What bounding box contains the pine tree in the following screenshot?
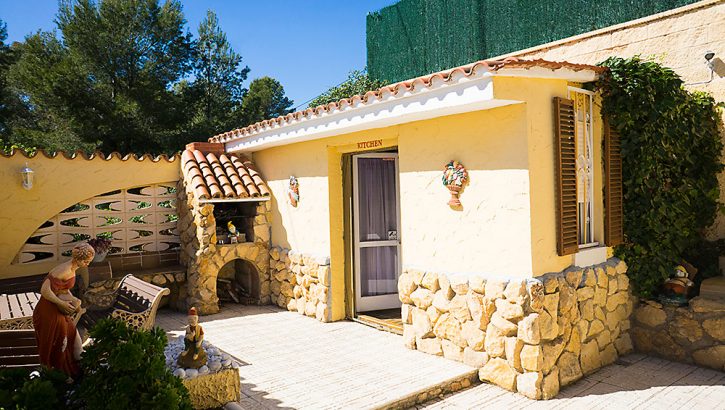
[239,76,294,126]
[184,10,249,138]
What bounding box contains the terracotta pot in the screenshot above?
[447,184,463,207]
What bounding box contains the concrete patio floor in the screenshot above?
[156,305,476,409]
[157,305,725,409]
[419,354,725,409]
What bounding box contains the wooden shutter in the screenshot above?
[554,97,578,256]
[604,120,624,246]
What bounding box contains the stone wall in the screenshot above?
[269,246,332,322]
[177,180,272,315]
[631,297,725,371]
[399,258,634,400]
[83,269,186,310]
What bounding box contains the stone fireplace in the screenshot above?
[177,143,272,314]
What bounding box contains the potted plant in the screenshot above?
[442,160,469,207]
[88,237,112,262]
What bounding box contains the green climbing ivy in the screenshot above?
[594,56,724,298]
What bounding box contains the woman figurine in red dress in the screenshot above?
[32,243,94,380]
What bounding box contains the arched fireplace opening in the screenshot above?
[217,258,260,305]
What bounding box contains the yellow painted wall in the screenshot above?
[0,152,180,279]
[497,0,725,239]
[493,77,606,276]
[396,105,533,277]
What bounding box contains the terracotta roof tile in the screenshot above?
[208,58,607,145]
[181,148,270,201]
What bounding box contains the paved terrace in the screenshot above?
[157,305,476,409]
[158,306,725,410]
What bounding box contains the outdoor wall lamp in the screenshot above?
[705,50,716,70]
[20,163,34,190]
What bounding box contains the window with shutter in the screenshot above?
[554,97,579,256]
[604,120,624,246]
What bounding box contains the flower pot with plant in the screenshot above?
[87,237,112,262]
[442,160,469,207]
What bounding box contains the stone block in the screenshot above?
[539,310,559,341]
[469,275,486,294]
[182,367,240,410]
[576,287,594,301]
[600,343,618,366]
[479,358,519,392]
[543,275,559,294]
[449,295,473,322]
[410,287,434,310]
[690,297,725,313]
[398,273,417,304]
[490,312,518,336]
[461,320,486,351]
[441,339,464,362]
[606,291,628,312]
[596,329,612,348]
[517,313,541,345]
[583,268,597,287]
[463,347,489,368]
[412,307,434,338]
[315,303,329,322]
[542,338,565,374]
[426,306,442,324]
[485,279,507,300]
[588,319,605,339]
[668,315,703,343]
[692,345,725,371]
[432,289,452,312]
[517,371,542,400]
[504,279,527,304]
[558,285,576,314]
[634,304,667,328]
[520,345,544,372]
[703,317,725,342]
[449,274,470,295]
[420,272,440,292]
[495,298,524,321]
[416,337,442,356]
[485,322,507,358]
[504,337,524,372]
[557,352,583,386]
[528,280,545,312]
[565,268,583,289]
[580,340,601,375]
[541,367,559,400]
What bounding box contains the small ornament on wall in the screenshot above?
[288,176,299,207]
[442,160,468,207]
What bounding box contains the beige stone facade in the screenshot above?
[400,258,634,400]
[631,297,725,371]
[177,179,272,315]
[268,246,332,322]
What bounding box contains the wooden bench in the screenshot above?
[80,274,170,332]
[0,330,39,369]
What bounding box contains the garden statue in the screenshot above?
[178,307,207,369]
[33,242,94,381]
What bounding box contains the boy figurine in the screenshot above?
[178,307,207,368]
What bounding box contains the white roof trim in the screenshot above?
[224,68,591,153]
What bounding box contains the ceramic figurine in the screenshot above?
[227,221,238,236]
[178,307,207,369]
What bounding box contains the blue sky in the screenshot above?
[0,0,398,108]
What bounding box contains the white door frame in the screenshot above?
[352,152,402,312]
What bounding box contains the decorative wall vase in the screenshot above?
[287,176,299,207]
[442,160,468,207]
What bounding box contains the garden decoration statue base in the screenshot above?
[178,307,207,369]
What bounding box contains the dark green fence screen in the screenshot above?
[367,0,698,83]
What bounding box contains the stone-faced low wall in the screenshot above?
[631,297,725,372]
[400,258,633,400]
[83,269,186,311]
[269,246,332,322]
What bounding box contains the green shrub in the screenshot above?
[0,367,71,410]
[595,56,724,297]
[75,319,192,410]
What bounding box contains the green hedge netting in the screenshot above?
[367,0,698,83]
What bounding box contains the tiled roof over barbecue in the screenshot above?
[181,147,270,200]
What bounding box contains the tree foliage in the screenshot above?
[595,56,724,298]
[240,76,293,126]
[308,69,386,108]
[1,2,293,155]
[183,9,249,138]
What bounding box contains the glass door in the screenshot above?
[353,153,401,312]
